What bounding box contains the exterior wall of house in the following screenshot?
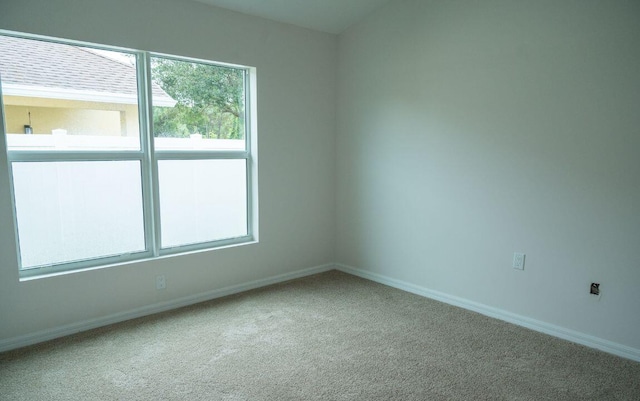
[3,95,139,136]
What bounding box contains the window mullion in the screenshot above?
[138,52,162,257]
[244,69,254,242]
[154,150,249,160]
[7,150,144,163]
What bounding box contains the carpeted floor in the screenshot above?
[1,270,639,400]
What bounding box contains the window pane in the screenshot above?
[12,161,146,268]
[158,159,247,248]
[0,35,146,151]
[150,56,246,151]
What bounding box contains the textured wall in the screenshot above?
[337,0,640,350]
[0,0,336,342]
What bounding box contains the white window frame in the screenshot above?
[0,30,258,278]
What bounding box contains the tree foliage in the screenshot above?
[151,59,245,139]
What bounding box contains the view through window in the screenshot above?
[0,33,256,275]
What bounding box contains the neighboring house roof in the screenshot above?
[0,35,175,107]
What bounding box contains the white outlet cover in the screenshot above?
[513,253,525,270]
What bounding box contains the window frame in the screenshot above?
[0,30,258,278]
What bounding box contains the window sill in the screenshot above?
[19,238,258,282]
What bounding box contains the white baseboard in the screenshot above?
[4,262,638,363]
[0,263,334,353]
[336,263,640,362]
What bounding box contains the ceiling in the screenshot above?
[191,0,392,34]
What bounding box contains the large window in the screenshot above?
[0,32,257,277]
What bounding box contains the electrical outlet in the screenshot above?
[156,275,166,290]
[513,252,525,270]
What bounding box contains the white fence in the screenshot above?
[7,133,248,268]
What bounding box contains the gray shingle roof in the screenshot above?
[0,35,174,104]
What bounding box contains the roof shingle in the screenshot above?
[0,35,173,104]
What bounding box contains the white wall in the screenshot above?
[2,0,638,358]
[0,0,336,343]
[337,0,640,351]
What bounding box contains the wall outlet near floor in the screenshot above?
[156,275,166,290]
[513,252,525,270]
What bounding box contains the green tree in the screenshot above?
[151,58,245,139]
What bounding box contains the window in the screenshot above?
[0,32,257,277]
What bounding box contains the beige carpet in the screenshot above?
[1,271,638,400]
